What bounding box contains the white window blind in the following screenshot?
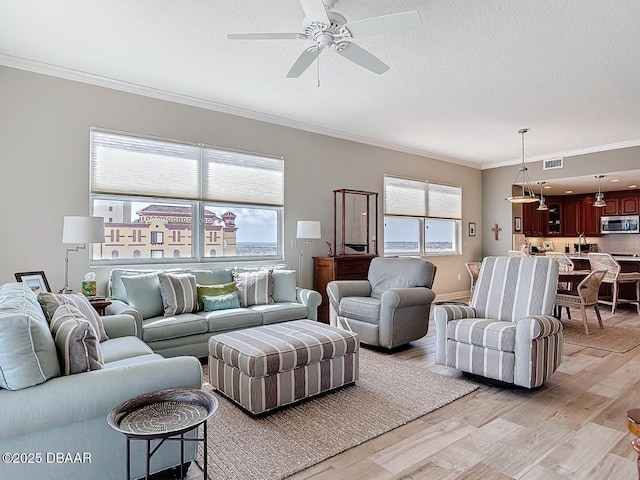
[384,175,461,219]
[90,130,284,206]
[384,176,427,216]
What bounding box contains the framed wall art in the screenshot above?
[14,271,51,294]
[514,216,522,233]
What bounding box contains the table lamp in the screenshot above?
[61,216,105,293]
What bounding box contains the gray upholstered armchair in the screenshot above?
[434,256,562,388]
[327,257,437,349]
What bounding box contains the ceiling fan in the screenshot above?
[227,0,422,78]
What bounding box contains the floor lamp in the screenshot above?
[61,216,105,293]
[296,221,321,287]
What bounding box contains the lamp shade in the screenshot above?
[62,216,106,244]
[296,221,321,239]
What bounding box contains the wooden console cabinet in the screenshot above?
[312,255,376,323]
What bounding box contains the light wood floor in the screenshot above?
[186,305,640,480]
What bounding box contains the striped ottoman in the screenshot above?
[208,320,359,415]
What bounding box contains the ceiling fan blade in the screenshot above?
[344,11,422,38]
[227,33,302,40]
[299,0,330,24]
[335,42,390,74]
[287,47,321,78]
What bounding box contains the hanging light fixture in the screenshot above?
[506,128,538,203]
[537,181,548,211]
[593,175,606,207]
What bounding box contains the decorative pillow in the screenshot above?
[120,273,165,319]
[0,283,60,390]
[202,292,241,312]
[233,271,274,307]
[196,282,237,311]
[158,273,198,315]
[50,304,104,375]
[271,270,298,303]
[38,292,109,341]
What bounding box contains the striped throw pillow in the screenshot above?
[158,273,198,315]
[50,304,104,375]
[38,292,109,341]
[233,271,274,307]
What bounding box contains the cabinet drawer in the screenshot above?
[335,261,370,278]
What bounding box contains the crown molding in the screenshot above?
[0,54,480,169]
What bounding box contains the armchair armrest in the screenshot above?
[105,299,143,339]
[514,314,563,388]
[380,287,436,309]
[326,280,371,327]
[515,315,562,340]
[296,287,322,321]
[100,313,137,338]
[433,303,477,365]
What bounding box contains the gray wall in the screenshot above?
[0,66,482,299]
[482,147,640,256]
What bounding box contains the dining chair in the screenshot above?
[507,250,527,257]
[465,261,482,295]
[545,251,575,273]
[554,269,606,335]
[588,253,640,314]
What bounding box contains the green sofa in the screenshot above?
[106,267,322,358]
[0,282,203,480]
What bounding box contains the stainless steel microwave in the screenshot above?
[600,215,640,234]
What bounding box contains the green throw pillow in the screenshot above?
[202,292,241,312]
[197,282,237,311]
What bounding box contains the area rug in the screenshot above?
[197,348,478,480]
[562,317,640,353]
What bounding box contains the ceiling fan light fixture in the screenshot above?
[506,128,538,204]
[594,175,606,207]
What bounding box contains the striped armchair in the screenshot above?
[434,256,562,388]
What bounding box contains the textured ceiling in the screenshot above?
[1,0,640,169]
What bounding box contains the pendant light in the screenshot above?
[593,175,606,207]
[506,128,538,203]
[537,181,548,211]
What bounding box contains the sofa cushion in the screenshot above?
[204,308,263,333]
[446,318,517,352]
[142,313,209,342]
[121,272,165,319]
[271,269,297,303]
[234,271,273,307]
[158,273,198,315]
[38,292,109,341]
[197,281,237,310]
[203,292,241,311]
[100,336,155,363]
[50,304,104,375]
[250,303,308,325]
[187,268,234,285]
[339,296,381,324]
[0,283,60,390]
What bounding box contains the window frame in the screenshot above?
[383,175,462,257]
[89,128,284,266]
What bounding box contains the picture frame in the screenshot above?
[468,222,476,237]
[514,216,522,233]
[14,271,51,294]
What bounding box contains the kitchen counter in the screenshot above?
[567,254,640,262]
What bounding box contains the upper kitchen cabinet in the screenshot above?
[563,196,581,236]
[580,195,602,235]
[602,191,639,215]
[546,202,562,235]
[522,201,547,237]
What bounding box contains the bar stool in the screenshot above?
[588,253,640,314]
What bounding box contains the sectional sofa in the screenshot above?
[105,267,322,358]
[0,282,203,480]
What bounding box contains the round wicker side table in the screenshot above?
[107,388,218,480]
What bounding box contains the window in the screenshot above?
[383,175,462,255]
[90,129,284,264]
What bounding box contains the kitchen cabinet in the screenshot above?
[522,201,546,237]
[546,202,562,235]
[602,191,639,215]
[563,197,581,236]
[580,195,602,235]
